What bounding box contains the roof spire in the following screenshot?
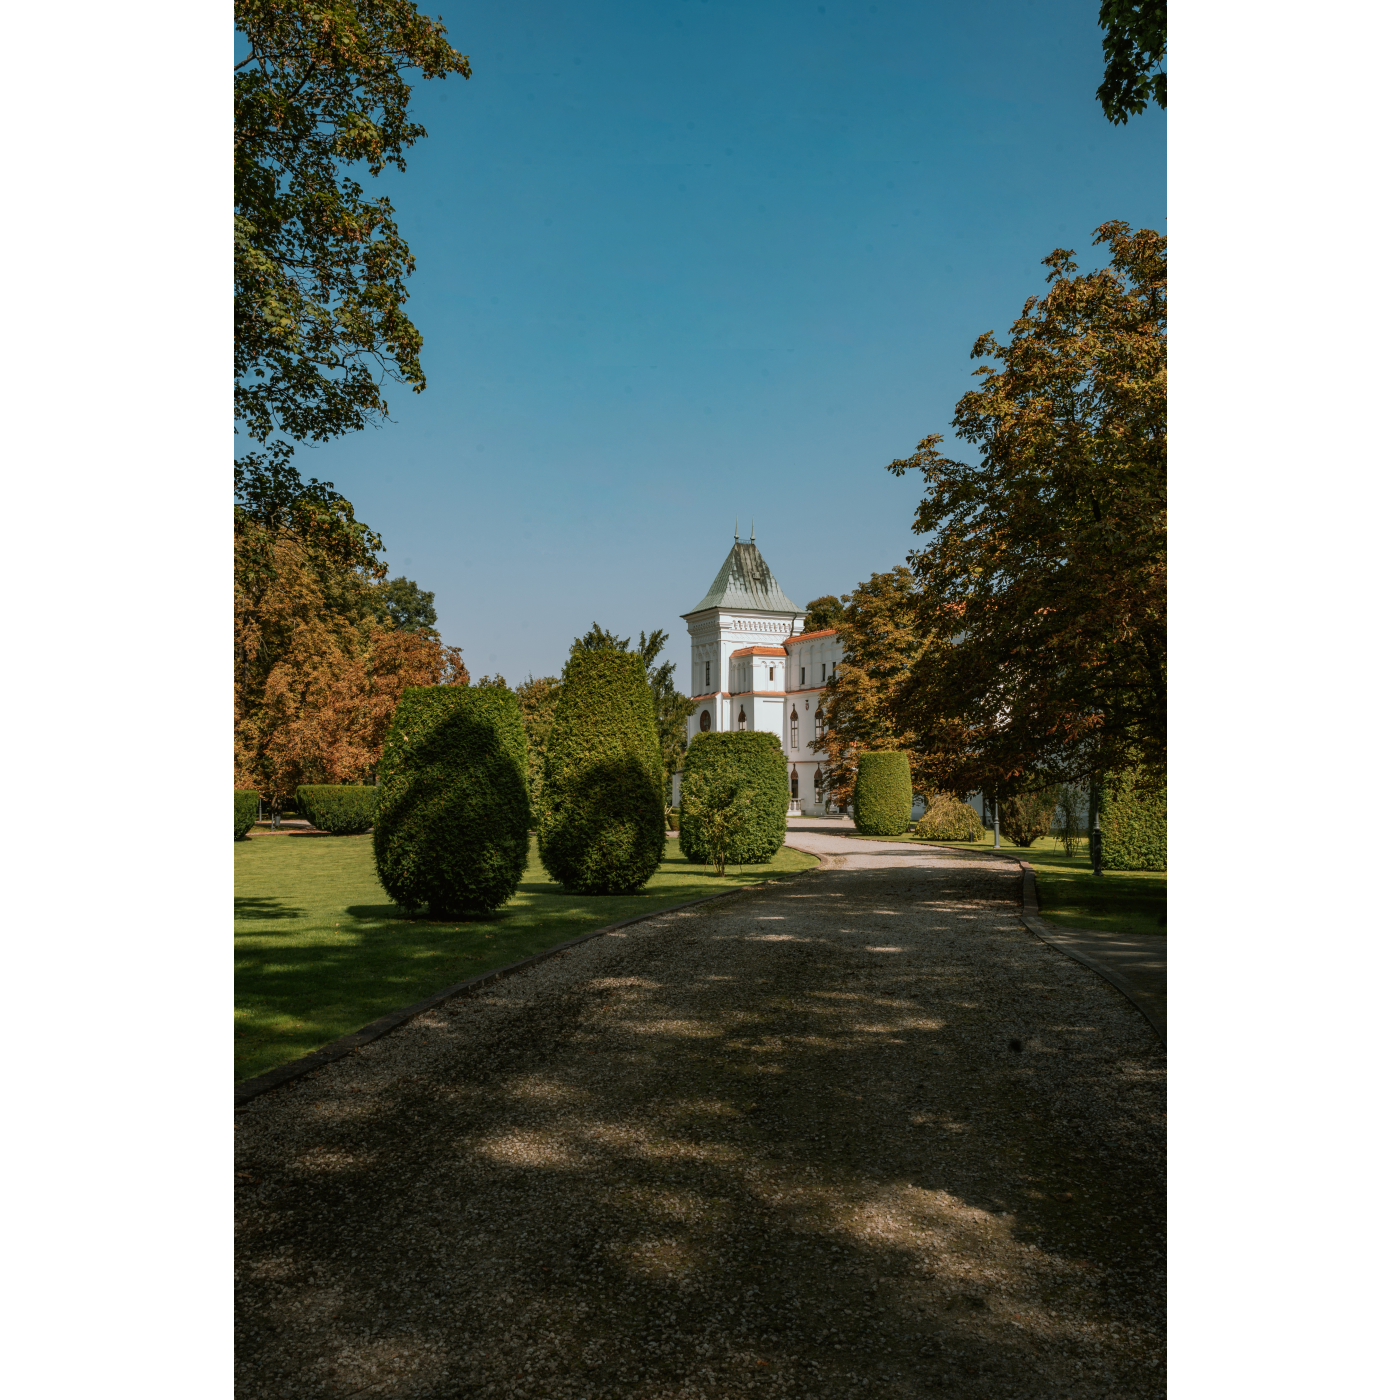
[734,516,739,542]
[750,518,755,543]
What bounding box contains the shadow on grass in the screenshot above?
[236,859,1165,1396]
[234,897,306,921]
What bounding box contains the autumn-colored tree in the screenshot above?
[810,567,958,810]
[887,221,1166,796]
[234,519,466,812]
[803,595,846,632]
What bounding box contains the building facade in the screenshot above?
[675,531,844,815]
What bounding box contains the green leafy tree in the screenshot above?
[235,0,471,459]
[887,222,1166,796]
[514,675,563,821]
[1098,1,1166,124]
[803,595,845,632]
[682,769,755,878]
[368,575,437,633]
[569,623,690,788]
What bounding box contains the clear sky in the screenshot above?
[275,0,1165,687]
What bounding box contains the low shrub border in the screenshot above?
[296,785,378,835]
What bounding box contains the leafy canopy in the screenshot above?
[235,0,471,454]
[887,222,1166,794]
[803,595,846,632]
[368,575,437,633]
[1097,0,1166,124]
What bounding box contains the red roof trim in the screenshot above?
[729,645,788,658]
[784,628,839,647]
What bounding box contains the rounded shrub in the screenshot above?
[679,731,788,866]
[537,650,666,895]
[235,788,259,840]
[296,785,378,835]
[913,793,984,842]
[853,751,913,836]
[373,686,531,915]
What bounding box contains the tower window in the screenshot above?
[738,706,747,731]
[790,708,798,749]
[699,709,711,732]
[821,663,826,682]
[800,666,805,685]
[705,660,711,689]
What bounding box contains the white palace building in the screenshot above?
[675,529,845,816]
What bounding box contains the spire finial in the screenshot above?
[750,518,755,543]
[734,516,739,542]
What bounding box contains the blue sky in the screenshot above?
[276,0,1164,686]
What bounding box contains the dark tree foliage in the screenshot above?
[853,751,913,837]
[679,732,788,866]
[373,686,530,915]
[1098,0,1166,124]
[888,222,1165,795]
[235,0,471,456]
[538,651,666,895]
[1000,788,1057,848]
[369,576,437,633]
[803,595,846,632]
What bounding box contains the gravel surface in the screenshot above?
[235,840,1165,1399]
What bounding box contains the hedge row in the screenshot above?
[853,751,912,836]
[538,650,666,894]
[1100,772,1167,871]
[373,686,532,915]
[296,785,378,835]
[235,789,258,840]
[679,731,788,866]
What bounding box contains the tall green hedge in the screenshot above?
[373,686,531,915]
[235,789,259,840]
[296,785,378,835]
[538,650,666,894]
[679,731,788,865]
[1100,772,1167,871]
[853,751,912,836]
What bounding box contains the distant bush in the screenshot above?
[538,650,667,894]
[853,751,912,836]
[1001,788,1057,847]
[296,785,378,835]
[1100,772,1166,870]
[679,732,788,866]
[374,686,531,915]
[1052,784,1087,858]
[235,789,259,840]
[913,793,984,842]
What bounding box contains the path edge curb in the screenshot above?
[234,867,820,1110]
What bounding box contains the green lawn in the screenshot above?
[235,832,819,1084]
[845,831,1166,937]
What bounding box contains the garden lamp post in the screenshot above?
[1089,778,1103,876]
[993,798,1000,849]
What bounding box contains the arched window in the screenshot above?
[768,666,775,682]
[814,766,824,799]
[815,708,825,741]
[791,768,799,800]
[738,706,747,731]
[699,709,711,733]
[790,707,799,749]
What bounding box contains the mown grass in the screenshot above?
[845,830,1166,937]
[235,832,819,1083]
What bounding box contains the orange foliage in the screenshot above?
[234,527,467,808]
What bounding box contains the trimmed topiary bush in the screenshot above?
[679,731,788,866]
[853,751,913,836]
[235,789,259,840]
[373,686,531,915]
[296,785,378,834]
[538,650,667,894]
[1001,788,1057,847]
[913,792,984,842]
[1100,772,1166,870]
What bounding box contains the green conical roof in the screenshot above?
[685,539,801,616]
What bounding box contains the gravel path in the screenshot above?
[235,842,1165,1399]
